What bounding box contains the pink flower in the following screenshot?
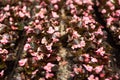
[46,43,53,52]
[0,38,8,44]
[106,1,113,7]
[19,58,28,66]
[79,40,86,47]
[96,47,105,56]
[72,31,80,38]
[83,64,93,72]
[74,67,82,74]
[49,0,60,4]
[66,0,73,5]
[36,8,47,18]
[91,57,98,62]
[44,63,55,72]
[118,35,120,39]
[45,72,54,79]
[72,40,86,49]
[24,43,31,51]
[36,53,44,60]
[88,75,94,80]
[19,11,25,18]
[47,27,55,34]
[22,6,27,13]
[4,5,10,11]
[0,70,4,77]
[52,11,59,18]
[119,0,120,5]
[95,28,103,35]
[54,5,59,10]
[52,37,59,42]
[32,69,38,75]
[74,0,82,5]
[107,17,114,25]
[41,37,47,45]
[94,65,103,74]
[101,9,106,14]
[88,75,99,80]
[115,10,120,17]
[56,56,61,61]
[100,73,105,78]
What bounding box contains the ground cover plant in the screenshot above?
[0,0,120,80]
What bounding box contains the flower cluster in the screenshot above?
[0,0,119,80]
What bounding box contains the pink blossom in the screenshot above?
[19,11,25,18]
[4,5,10,11]
[36,53,44,60]
[72,31,80,38]
[11,26,18,30]
[45,72,54,79]
[0,13,6,21]
[91,57,98,62]
[100,73,105,78]
[88,75,99,80]
[88,75,94,80]
[115,10,120,16]
[54,5,59,10]
[19,58,28,66]
[71,44,79,49]
[83,0,93,4]
[94,65,103,74]
[38,8,47,18]
[118,35,120,39]
[96,47,105,56]
[83,64,93,72]
[24,43,31,51]
[35,24,43,30]
[88,5,93,10]
[47,27,55,34]
[52,37,59,42]
[27,38,32,42]
[41,37,47,45]
[105,78,110,80]
[101,9,106,14]
[49,0,58,4]
[0,38,8,44]
[22,6,27,13]
[71,40,86,49]
[74,67,82,74]
[44,63,55,72]
[107,17,114,25]
[46,43,53,52]
[32,69,38,75]
[31,52,44,60]
[119,0,120,5]
[66,0,73,5]
[74,0,82,5]
[69,4,75,9]
[79,40,86,47]
[82,54,90,58]
[95,28,103,35]
[0,70,4,77]
[52,11,59,18]
[106,1,113,7]
[83,16,91,24]
[56,56,61,61]
[72,40,86,49]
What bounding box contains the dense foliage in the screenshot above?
[0,0,120,80]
